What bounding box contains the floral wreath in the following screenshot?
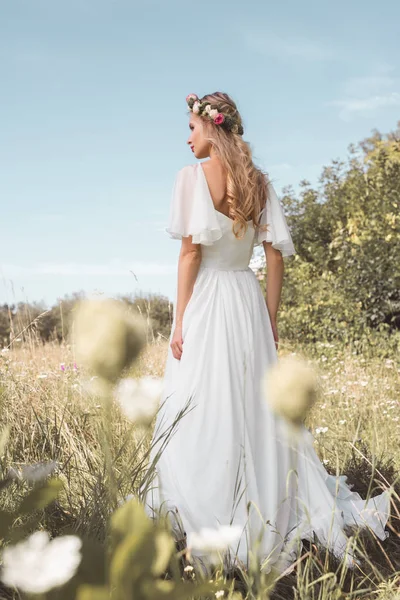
[186,94,244,136]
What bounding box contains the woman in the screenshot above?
[141,92,390,574]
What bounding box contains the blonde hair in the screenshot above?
[194,91,270,239]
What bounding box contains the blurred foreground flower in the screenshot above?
[262,355,319,427]
[0,531,82,594]
[72,298,147,383]
[114,376,162,426]
[187,524,242,557]
[7,460,58,482]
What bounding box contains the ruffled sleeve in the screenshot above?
[165,164,223,245]
[254,182,296,257]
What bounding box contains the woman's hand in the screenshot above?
[170,324,183,360]
[270,318,279,350]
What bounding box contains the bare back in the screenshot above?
[200,161,230,218]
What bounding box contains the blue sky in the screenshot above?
[1,0,399,308]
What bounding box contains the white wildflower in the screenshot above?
[338,419,347,425]
[0,531,82,594]
[216,591,225,598]
[315,426,329,435]
[20,461,58,482]
[184,565,194,572]
[193,101,200,114]
[114,376,162,426]
[209,108,218,119]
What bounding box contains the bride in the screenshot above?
[141,91,391,574]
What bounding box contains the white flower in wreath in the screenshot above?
[204,104,212,114]
[192,101,200,114]
[209,108,218,119]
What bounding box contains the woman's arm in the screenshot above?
[170,236,202,360]
[263,242,284,349]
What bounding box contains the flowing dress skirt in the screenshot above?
[142,264,391,573]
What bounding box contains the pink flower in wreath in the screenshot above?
[214,113,225,125]
[186,93,198,103]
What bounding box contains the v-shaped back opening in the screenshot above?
[198,163,252,224]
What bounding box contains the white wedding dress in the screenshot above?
[141,162,391,574]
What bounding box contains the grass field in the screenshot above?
[0,333,399,599]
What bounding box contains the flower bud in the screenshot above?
[72,298,147,383]
[262,355,319,426]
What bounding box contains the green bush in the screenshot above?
[277,122,400,349]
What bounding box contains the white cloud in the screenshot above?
[343,74,396,97]
[0,261,177,278]
[328,92,400,121]
[329,64,400,121]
